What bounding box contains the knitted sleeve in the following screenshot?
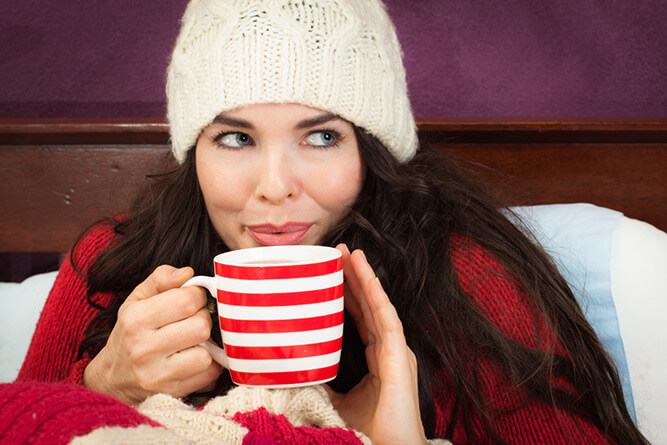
[435,234,612,444]
[15,222,117,385]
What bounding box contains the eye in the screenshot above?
[213,132,253,148]
[305,130,340,147]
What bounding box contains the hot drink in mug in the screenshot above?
[184,245,343,388]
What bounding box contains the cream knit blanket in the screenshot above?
[71,384,450,444]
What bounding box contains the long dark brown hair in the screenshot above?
[76,128,646,443]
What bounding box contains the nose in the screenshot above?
[254,145,298,204]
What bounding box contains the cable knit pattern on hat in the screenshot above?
[167,0,417,163]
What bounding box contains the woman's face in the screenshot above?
[195,103,365,250]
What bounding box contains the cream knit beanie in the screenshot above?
[166,0,417,164]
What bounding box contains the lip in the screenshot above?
[247,222,313,246]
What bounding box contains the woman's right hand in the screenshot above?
[82,265,223,405]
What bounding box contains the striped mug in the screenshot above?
[185,245,344,388]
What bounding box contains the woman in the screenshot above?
[16,0,646,443]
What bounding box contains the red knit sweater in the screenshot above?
[15,223,612,444]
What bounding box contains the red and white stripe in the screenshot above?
[217,264,343,387]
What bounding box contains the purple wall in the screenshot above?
[1,0,665,118]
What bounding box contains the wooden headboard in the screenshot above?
[1,118,665,253]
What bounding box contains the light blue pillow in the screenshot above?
[510,203,635,420]
[0,271,57,383]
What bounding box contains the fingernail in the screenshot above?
[171,267,187,277]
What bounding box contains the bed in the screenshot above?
[1,117,665,443]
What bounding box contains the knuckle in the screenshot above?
[146,264,178,292]
[136,370,161,392]
[207,359,222,376]
[180,287,206,314]
[154,264,173,276]
[197,307,213,326]
[176,296,196,316]
[173,378,197,399]
[116,310,140,333]
[128,344,151,366]
[195,345,214,368]
[149,265,170,286]
[192,313,212,341]
[172,383,188,398]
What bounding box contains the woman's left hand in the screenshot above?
[325,244,428,445]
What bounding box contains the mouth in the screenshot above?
[247,222,313,246]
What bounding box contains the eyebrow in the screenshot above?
[212,115,254,128]
[294,113,339,129]
[211,112,341,130]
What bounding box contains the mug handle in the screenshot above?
[183,275,229,368]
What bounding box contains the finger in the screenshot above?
[149,346,222,397]
[366,276,404,343]
[336,244,369,343]
[321,383,337,400]
[336,244,363,308]
[350,249,382,341]
[171,361,222,398]
[135,284,208,330]
[364,277,414,383]
[321,383,344,408]
[151,307,213,354]
[129,265,195,302]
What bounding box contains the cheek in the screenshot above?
[196,153,248,213]
[311,156,365,210]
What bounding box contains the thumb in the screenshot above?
[322,383,343,407]
[130,264,195,301]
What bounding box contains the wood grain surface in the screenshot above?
[1,118,665,252]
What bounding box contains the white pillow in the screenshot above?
[611,217,667,444]
[513,203,667,443]
[0,271,57,382]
